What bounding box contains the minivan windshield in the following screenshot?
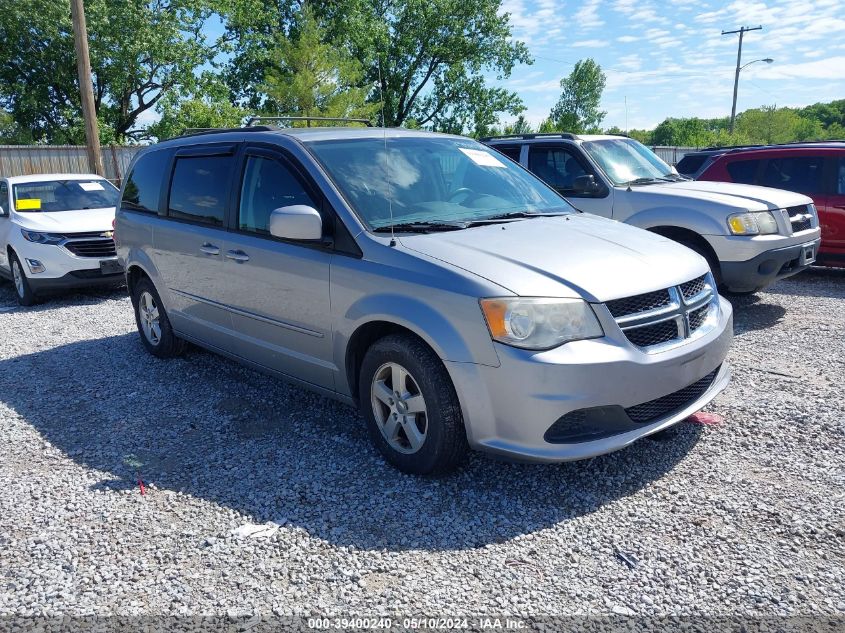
[581,138,680,186]
[305,136,574,229]
[12,179,119,212]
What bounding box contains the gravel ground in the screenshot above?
[0,269,843,625]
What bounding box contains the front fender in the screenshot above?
[625,206,727,236]
[339,293,500,368]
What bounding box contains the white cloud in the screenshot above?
[571,39,605,48]
[617,35,639,42]
[575,0,605,29]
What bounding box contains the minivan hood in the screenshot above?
[633,180,812,211]
[399,214,708,302]
[14,207,115,233]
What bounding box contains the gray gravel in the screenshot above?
[0,270,843,622]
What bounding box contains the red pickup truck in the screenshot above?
[677,143,845,268]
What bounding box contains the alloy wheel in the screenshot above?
[370,361,428,454]
[138,290,162,345]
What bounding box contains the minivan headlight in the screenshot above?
[480,298,603,350]
[727,212,779,235]
[20,229,63,245]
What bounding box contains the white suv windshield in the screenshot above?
[581,138,676,186]
[13,179,119,212]
[306,136,574,229]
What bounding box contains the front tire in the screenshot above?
[9,252,37,306]
[359,333,468,475]
[131,277,185,358]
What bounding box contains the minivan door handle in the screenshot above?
[225,249,250,263]
[200,243,220,256]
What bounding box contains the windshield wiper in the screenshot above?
[624,177,664,186]
[372,220,468,233]
[464,211,570,226]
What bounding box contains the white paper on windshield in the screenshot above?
[459,148,505,168]
[79,182,105,191]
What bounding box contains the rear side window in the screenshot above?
[726,159,760,185]
[492,145,521,162]
[238,156,318,234]
[121,149,170,214]
[760,156,824,193]
[168,155,233,226]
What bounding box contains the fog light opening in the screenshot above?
[25,259,45,274]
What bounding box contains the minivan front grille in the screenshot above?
[785,205,813,233]
[607,274,716,351]
[606,289,671,319]
[64,238,117,258]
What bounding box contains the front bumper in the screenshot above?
[27,270,125,293]
[445,296,733,463]
[718,237,822,292]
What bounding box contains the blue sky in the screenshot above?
[495,0,845,130]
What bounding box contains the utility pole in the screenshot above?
[70,0,104,176]
[722,25,762,134]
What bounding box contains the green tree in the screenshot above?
[0,0,217,143]
[504,114,533,135]
[735,106,823,145]
[0,109,32,144]
[219,0,530,134]
[537,118,557,133]
[262,6,378,124]
[549,58,606,133]
[148,79,247,140]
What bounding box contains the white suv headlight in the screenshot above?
[20,229,63,245]
[727,211,779,235]
[480,298,603,350]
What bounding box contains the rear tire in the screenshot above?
[131,276,185,358]
[359,333,468,475]
[9,252,37,306]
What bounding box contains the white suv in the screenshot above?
[0,173,122,305]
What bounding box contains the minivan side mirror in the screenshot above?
[268,205,323,241]
[572,174,600,194]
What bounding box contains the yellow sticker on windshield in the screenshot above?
[15,198,41,210]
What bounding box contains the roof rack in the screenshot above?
[480,132,579,142]
[245,116,373,127]
[698,139,845,152]
[176,125,276,139]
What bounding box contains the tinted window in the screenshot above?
[528,147,588,192]
[239,156,318,234]
[12,179,118,212]
[0,182,7,215]
[836,158,845,195]
[676,154,708,176]
[168,155,232,226]
[760,156,824,194]
[726,159,760,184]
[121,149,170,214]
[492,145,521,162]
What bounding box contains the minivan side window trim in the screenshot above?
[162,145,239,229]
[232,143,363,258]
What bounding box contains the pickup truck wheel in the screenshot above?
[359,333,468,475]
[9,252,37,306]
[131,277,185,358]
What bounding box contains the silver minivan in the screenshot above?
[116,125,733,474]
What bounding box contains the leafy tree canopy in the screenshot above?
[0,0,218,143]
[261,5,379,124]
[549,58,606,134]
